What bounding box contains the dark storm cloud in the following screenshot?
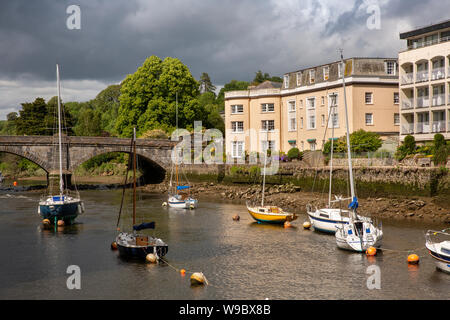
[0,0,449,119]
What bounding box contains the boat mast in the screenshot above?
[175,92,179,191]
[328,96,335,207]
[340,50,357,218]
[56,64,64,196]
[261,131,268,207]
[132,127,136,225]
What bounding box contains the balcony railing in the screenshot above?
[432,93,445,106]
[402,123,414,134]
[416,122,430,134]
[416,96,430,108]
[431,67,445,80]
[401,73,414,85]
[401,98,414,110]
[416,70,429,82]
[432,121,446,133]
[406,35,450,50]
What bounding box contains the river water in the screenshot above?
[0,186,449,300]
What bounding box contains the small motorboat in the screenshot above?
[425,229,450,273]
[168,191,198,209]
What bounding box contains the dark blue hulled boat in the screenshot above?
[114,128,168,260]
[39,195,83,224]
[38,65,84,225]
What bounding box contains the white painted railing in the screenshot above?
[402,98,414,110]
[401,73,414,85]
[431,67,445,80]
[416,96,430,108]
[432,121,446,133]
[402,123,414,134]
[416,70,429,82]
[431,93,445,106]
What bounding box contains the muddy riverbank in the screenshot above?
[143,181,450,224]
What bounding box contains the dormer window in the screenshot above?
[284,75,289,88]
[296,72,302,86]
[309,70,315,84]
[385,61,396,75]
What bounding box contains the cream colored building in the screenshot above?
[399,20,450,142]
[225,57,399,158]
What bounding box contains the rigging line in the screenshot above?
[116,138,134,228]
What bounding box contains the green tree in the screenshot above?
[91,84,121,134]
[116,55,200,137]
[395,134,416,161]
[252,70,282,85]
[432,133,448,166]
[74,107,102,136]
[216,80,250,112]
[16,98,49,135]
[323,130,382,154]
[46,96,75,135]
[199,72,216,94]
[0,112,18,135]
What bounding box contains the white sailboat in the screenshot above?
[167,92,198,209]
[307,95,372,233]
[38,64,84,225]
[333,51,382,252]
[425,229,450,273]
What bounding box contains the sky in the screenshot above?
[0,0,448,119]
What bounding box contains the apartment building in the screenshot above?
[225,58,399,158]
[399,19,450,143]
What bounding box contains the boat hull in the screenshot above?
[247,206,297,224]
[117,243,168,260]
[307,210,350,234]
[168,196,198,209]
[426,242,450,273]
[38,198,82,223]
[335,221,383,252]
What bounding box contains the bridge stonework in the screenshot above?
[0,135,176,175]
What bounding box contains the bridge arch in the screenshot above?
[0,146,50,173]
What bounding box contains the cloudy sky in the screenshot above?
[0,0,448,119]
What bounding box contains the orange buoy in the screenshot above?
[407,254,419,264]
[13,181,17,186]
[232,214,240,221]
[146,254,157,263]
[180,269,186,276]
[303,221,311,229]
[284,221,291,228]
[57,220,65,226]
[111,241,118,250]
[366,246,377,256]
[42,219,50,225]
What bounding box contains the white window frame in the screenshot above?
[261,140,275,153]
[365,92,373,104]
[393,92,399,104]
[231,141,245,158]
[231,121,244,133]
[306,97,316,130]
[323,66,329,80]
[309,70,315,84]
[231,104,244,114]
[287,100,296,131]
[385,61,396,75]
[365,113,373,125]
[261,103,275,113]
[284,75,289,89]
[328,93,339,129]
[296,72,302,86]
[394,113,400,126]
[261,120,275,132]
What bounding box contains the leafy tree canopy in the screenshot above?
[252,70,282,85]
[199,72,216,94]
[323,129,382,153]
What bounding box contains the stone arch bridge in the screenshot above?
[0,135,176,186]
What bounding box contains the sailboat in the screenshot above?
[115,128,168,260]
[38,64,84,225]
[425,229,450,273]
[307,96,372,233]
[167,93,198,209]
[246,135,297,224]
[334,51,382,252]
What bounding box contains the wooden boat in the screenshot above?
[38,64,83,225]
[425,229,450,273]
[115,128,168,260]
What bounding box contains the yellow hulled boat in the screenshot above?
[247,204,298,224]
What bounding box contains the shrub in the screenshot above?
[395,135,416,161]
[287,147,300,160]
[433,133,448,166]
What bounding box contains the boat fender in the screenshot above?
[146,253,157,263]
[111,241,118,250]
[77,204,82,214]
[303,221,311,229]
[57,220,65,226]
[190,272,208,286]
[38,206,41,215]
